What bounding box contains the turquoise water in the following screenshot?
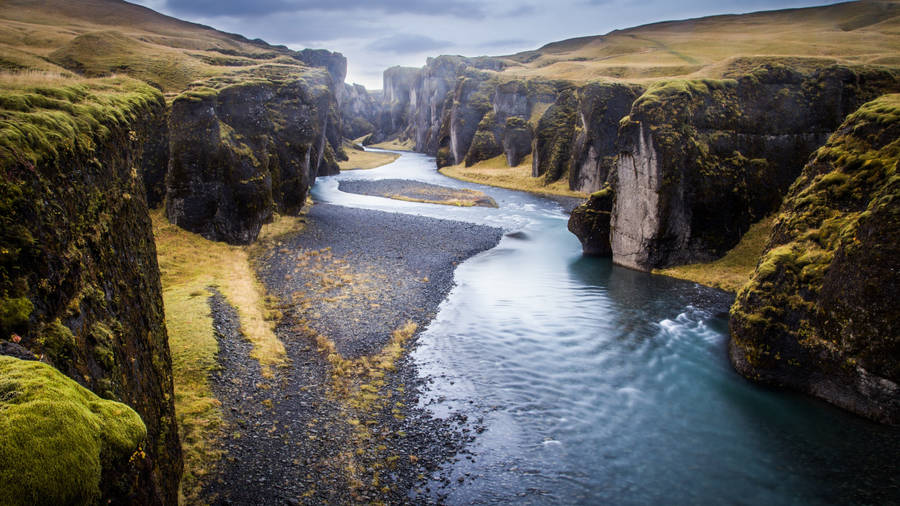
[312,150,900,505]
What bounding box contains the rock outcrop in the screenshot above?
[166,66,340,244]
[341,83,381,140]
[729,94,900,424]
[0,77,181,503]
[370,57,640,193]
[571,64,897,271]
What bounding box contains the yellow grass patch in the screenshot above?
[369,138,415,151]
[440,154,588,199]
[653,215,775,293]
[339,146,400,171]
[152,210,302,500]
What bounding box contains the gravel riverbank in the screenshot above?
[339,179,498,208]
[201,203,502,504]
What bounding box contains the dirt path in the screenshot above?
[200,204,501,504]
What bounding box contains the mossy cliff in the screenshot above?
[366,57,638,193]
[0,75,181,503]
[0,355,147,505]
[570,64,897,271]
[166,66,339,244]
[729,94,900,424]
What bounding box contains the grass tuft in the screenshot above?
[440,154,588,199]
[152,209,302,500]
[654,215,775,292]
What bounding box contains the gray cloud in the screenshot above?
[206,11,381,43]
[366,34,453,54]
[503,4,536,17]
[165,0,486,18]
[478,38,534,49]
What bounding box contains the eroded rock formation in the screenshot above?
[166,67,341,244]
[729,94,900,424]
[572,64,897,270]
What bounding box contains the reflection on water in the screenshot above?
[313,149,900,505]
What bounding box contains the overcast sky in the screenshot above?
[130,0,844,90]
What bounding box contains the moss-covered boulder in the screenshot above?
[0,75,181,503]
[0,356,147,505]
[729,94,900,424]
[464,111,504,166]
[166,67,337,244]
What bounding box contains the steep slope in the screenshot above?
[0,0,346,94]
[729,94,900,424]
[372,2,899,274]
[0,0,348,215]
[0,73,180,503]
[166,66,339,243]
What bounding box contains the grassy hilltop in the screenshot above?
[0,0,319,95]
[496,0,900,83]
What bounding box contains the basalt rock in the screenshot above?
[341,82,381,140]
[729,94,900,424]
[605,64,897,271]
[166,67,338,244]
[0,77,181,504]
[568,185,615,256]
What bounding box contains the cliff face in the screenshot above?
[0,77,181,503]
[341,82,381,140]
[372,57,639,193]
[729,94,900,424]
[166,67,339,244]
[570,64,898,271]
[380,65,422,140]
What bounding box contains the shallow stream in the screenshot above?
[312,149,899,504]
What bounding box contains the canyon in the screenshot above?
[0,0,898,503]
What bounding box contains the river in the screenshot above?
[311,149,899,505]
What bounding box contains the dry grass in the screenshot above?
[653,215,775,292]
[497,1,900,83]
[0,0,313,93]
[440,154,588,199]
[339,147,400,171]
[152,210,302,501]
[369,138,415,151]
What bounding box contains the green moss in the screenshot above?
[0,296,32,331]
[0,75,163,171]
[730,94,900,404]
[0,355,147,505]
[36,319,76,362]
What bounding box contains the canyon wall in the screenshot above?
[166,66,342,244]
[571,64,897,270]
[0,77,181,504]
[729,94,900,424]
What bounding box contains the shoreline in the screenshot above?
[201,203,502,504]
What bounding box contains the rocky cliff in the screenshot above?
[570,64,897,271]
[166,66,341,244]
[729,94,900,424]
[367,56,644,195]
[341,82,381,140]
[0,76,181,503]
